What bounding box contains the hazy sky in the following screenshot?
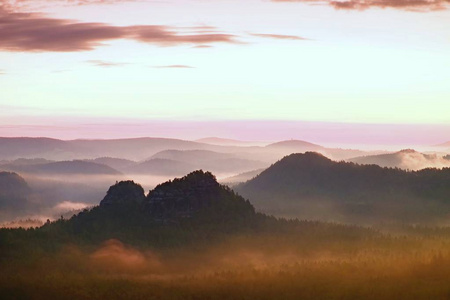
[0,0,449,143]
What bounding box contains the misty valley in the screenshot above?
[1,137,450,299]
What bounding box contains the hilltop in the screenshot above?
[0,172,30,211]
[32,170,258,247]
[236,152,450,223]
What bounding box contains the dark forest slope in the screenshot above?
[236,152,450,223]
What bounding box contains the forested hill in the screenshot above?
[0,172,30,211]
[236,152,450,223]
[0,170,383,267]
[1,171,260,250]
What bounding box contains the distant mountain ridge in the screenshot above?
[0,137,226,160]
[125,158,196,176]
[265,139,370,160]
[0,137,376,163]
[266,140,324,150]
[435,141,450,147]
[127,150,267,176]
[0,160,121,176]
[195,137,266,146]
[348,149,450,170]
[86,157,136,172]
[0,137,80,160]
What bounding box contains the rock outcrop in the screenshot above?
[98,171,255,222]
[146,170,256,222]
[100,180,145,207]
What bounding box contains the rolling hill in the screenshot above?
[221,168,265,185]
[195,137,266,146]
[266,140,324,151]
[86,157,136,172]
[0,160,121,176]
[0,137,233,161]
[151,149,231,162]
[0,172,30,213]
[348,149,450,170]
[236,152,450,224]
[0,137,80,160]
[25,171,258,247]
[68,138,223,160]
[148,150,267,175]
[265,140,368,160]
[124,158,196,176]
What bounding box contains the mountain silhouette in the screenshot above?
[125,158,196,176]
[100,180,146,207]
[265,140,368,160]
[41,171,257,246]
[236,152,450,223]
[0,137,241,161]
[266,140,324,151]
[149,150,267,175]
[146,170,255,220]
[0,172,30,211]
[1,160,121,175]
[87,157,136,172]
[0,137,80,160]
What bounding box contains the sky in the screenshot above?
[0,0,449,144]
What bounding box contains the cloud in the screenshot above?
[272,0,449,11]
[249,33,310,40]
[154,65,195,69]
[0,7,239,52]
[192,45,213,49]
[128,25,237,46]
[0,9,125,51]
[52,201,89,213]
[0,69,5,75]
[0,0,136,11]
[86,60,129,67]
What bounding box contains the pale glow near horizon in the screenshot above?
[0,0,449,143]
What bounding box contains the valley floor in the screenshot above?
[3,227,450,300]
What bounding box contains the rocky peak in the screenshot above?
[146,170,253,219]
[100,180,145,207]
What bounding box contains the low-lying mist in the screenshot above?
[0,173,176,225]
[3,227,450,299]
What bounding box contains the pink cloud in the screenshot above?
[0,0,136,11]
[0,7,239,52]
[249,33,310,40]
[86,60,129,67]
[154,65,195,69]
[272,0,449,11]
